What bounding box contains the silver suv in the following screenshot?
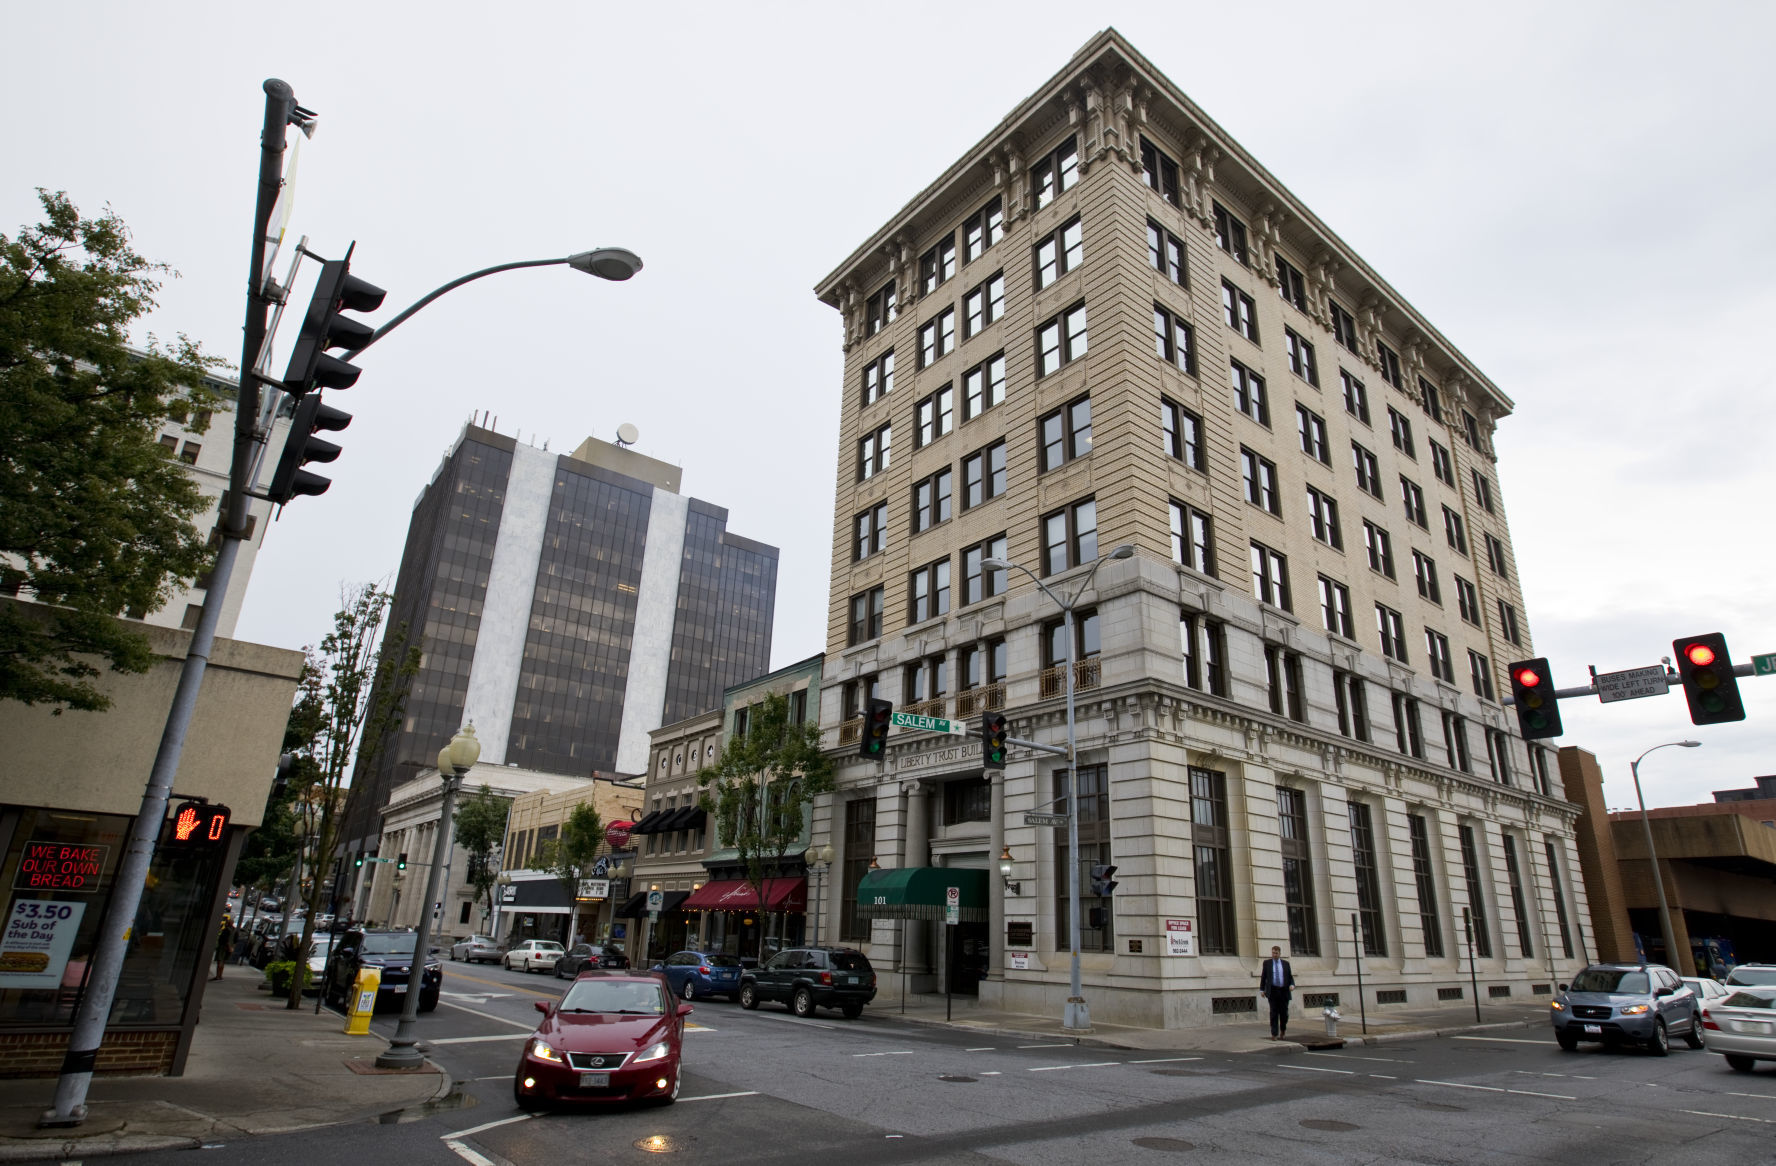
[1551,963,1702,1055]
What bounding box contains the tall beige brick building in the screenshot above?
[809,29,1591,1028]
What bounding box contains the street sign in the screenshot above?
[646,889,664,919]
[1024,811,1069,827]
[1595,664,1669,704]
[1754,653,1776,676]
[945,885,959,925]
[890,711,968,736]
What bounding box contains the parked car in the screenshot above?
[1700,985,1776,1072]
[653,950,743,1001]
[739,946,876,1019]
[1726,963,1776,988]
[304,935,336,992]
[554,943,629,978]
[259,896,281,913]
[321,928,442,1012]
[1550,962,1702,1055]
[504,940,565,974]
[1682,977,1732,1031]
[514,970,691,1110]
[451,935,503,964]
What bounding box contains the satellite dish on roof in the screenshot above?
[615,423,639,447]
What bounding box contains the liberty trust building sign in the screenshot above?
[892,740,983,776]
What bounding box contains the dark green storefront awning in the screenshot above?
[855,867,988,923]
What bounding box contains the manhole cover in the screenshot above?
[937,1074,978,1083]
[1299,1119,1359,1132]
[1132,1136,1195,1152]
[634,1134,687,1153]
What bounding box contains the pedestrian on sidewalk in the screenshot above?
[1258,945,1295,1040]
[214,916,236,980]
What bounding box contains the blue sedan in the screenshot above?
[653,950,744,1001]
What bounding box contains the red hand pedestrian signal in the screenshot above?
[174,805,201,841]
[164,803,231,850]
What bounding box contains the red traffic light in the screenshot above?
[1514,667,1542,688]
[1685,643,1716,667]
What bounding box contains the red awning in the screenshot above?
[682,877,807,913]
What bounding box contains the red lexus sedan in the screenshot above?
[514,970,692,1109]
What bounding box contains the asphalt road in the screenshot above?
[94,958,1776,1166]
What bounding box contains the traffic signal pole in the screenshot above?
[42,79,306,1128]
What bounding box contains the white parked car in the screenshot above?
[504,940,564,974]
[1701,985,1776,1072]
[304,935,336,992]
[451,935,503,964]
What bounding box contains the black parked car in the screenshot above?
[322,929,442,1013]
[740,946,875,1019]
[554,942,630,978]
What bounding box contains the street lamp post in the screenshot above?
[376,724,480,1069]
[1629,739,1700,969]
[982,543,1134,1034]
[803,845,833,947]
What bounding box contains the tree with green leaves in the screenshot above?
[279,583,420,1009]
[0,189,229,712]
[535,802,603,948]
[696,691,834,928]
[453,785,511,933]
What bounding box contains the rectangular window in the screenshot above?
[962,195,1004,263]
[1389,406,1416,459]
[961,440,1007,509]
[1161,397,1205,470]
[1443,505,1468,554]
[1266,645,1306,722]
[1455,575,1481,625]
[1042,497,1097,575]
[1377,603,1407,661]
[1334,670,1370,741]
[1297,404,1329,463]
[1306,485,1342,549]
[840,797,877,943]
[1469,650,1495,701]
[1341,369,1370,425]
[961,535,1008,605]
[1353,441,1382,496]
[1484,533,1509,578]
[902,653,947,703]
[1285,328,1319,386]
[1190,767,1236,953]
[1430,440,1454,486]
[1377,341,1403,388]
[1463,410,1483,449]
[1426,628,1454,682]
[1496,600,1522,646]
[1485,728,1515,786]
[918,307,955,368]
[841,674,881,720]
[1231,360,1269,425]
[1350,802,1388,957]
[1221,280,1258,342]
[1170,500,1215,575]
[1544,839,1575,960]
[920,234,956,295]
[1039,395,1093,471]
[1241,447,1280,514]
[1250,541,1291,611]
[853,501,887,561]
[962,272,1005,338]
[1471,469,1495,513]
[911,468,953,533]
[1031,136,1078,209]
[1181,611,1229,696]
[961,352,1005,421]
[1502,834,1533,959]
[857,423,892,481]
[960,636,1008,692]
[1036,302,1088,376]
[914,384,954,447]
[1278,787,1319,956]
[861,349,894,405]
[1053,763,1113,952]
[1140,136,1181,205]
[1212,202,1249,265]
[1401,476,1427,527]
[1319,575,1354,638]
[1152,303,1196,374]
[1330,300,1359,353]
[1042,608,1100,666]
[1148,220,1186,285]
[1420,376,1444,423]
[1276,255,1307,312]
[848,586,884,645]
[1409,815,1445,958]
[1364,521,1395,578]
[1034,216,1084,290]
[1412,549,1441,604]
[865,281,897,336]
[942,775,990,825]
[907,559,952,624]
[1459,824,1493,959]
[1393,691,1425,758]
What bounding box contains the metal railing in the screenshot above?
[1038,658,1101,699]
[838,717,862,745]
[954,684,1006,717]
[902,696,947,719]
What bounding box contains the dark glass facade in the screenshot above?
[661,503,779,726]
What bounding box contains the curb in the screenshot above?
[0,1133,202,1163]
[1342,1018,1542,1047]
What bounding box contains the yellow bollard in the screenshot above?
[343,967,381,1035]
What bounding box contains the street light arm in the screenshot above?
[345,257,572,359]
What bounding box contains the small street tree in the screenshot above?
[696,691,834,930]
[535,803,603,948]
[0,190,228,712]
[453,785,511,933]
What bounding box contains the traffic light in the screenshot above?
[860,697,893,760]
[281,253,385,397]
[980,712,1009,768]
[397,852,408,871]
[1090,863,1119,896]
[354,854,364,869]
[266,393,351,503]
[164,802,231,850]
[1507,657,1563,740]
[1673,633,1745,725]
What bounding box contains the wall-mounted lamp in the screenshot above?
[868,856,881,870]
[999,846,1021,895]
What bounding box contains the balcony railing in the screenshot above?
[902,696,947,719]
[1038,657,1101,699]
[838,717,862,745]
[954,684,1006,717]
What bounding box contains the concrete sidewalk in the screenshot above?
[0,973,450,1162]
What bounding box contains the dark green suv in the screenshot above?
[740,946,876,1019]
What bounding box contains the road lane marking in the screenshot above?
[1682,1110,1776,1125]
[429,1034,530,1044]
[981,1071,1002,1076]
[1414,1079,1574,1100]
[1279,1064,1354,1075]
[1018,1043,1070,1049]
[441,1113,534,1139]
[682,1091,761,1102]
[1029,1062,1121,1071]
[853,1050,916,1057]
[1726,1092,1776,1100]
[446,969,559,996]
[1305,1051,1414,1063]
[445,1139,500,1166]
[1129,1057,1204,1064]
[438,1000,537,1031]
[965,1047,996,1052]
[1507,1088,1576,1100]
[1370,1074,1397,1080]
[1452,1036,1550,1045]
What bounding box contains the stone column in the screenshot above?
[988,769,1005,979]
[905,780,930,975]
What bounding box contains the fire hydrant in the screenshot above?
[1322,1006,1341,1038]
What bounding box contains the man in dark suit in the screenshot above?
[1258,945,1296,1040]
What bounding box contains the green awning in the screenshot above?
[855,867,988,923]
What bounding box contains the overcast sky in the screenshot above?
[9,1,1773,812]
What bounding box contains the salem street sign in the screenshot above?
[1024,811,1070,827]
[891,711,969,736]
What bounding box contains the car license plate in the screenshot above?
[579,1072,608,1088]
[390,984,407,993]
[1582,1024,1600,1034]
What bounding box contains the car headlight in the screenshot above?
[1549,1000,1565,1011]
[632,1040,671,1064]
[529,1039,564,1063]
[1620,1004,1650,1015]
